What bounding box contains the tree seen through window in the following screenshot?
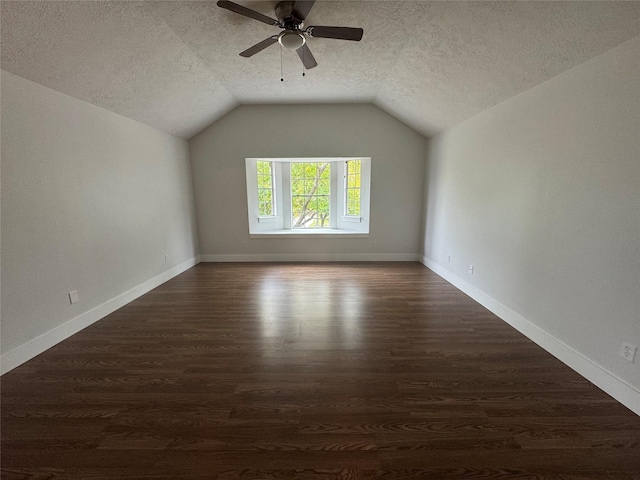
[291,162,330,228]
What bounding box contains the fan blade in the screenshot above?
[217,0,279,26]
[292,0,315,21]
[306,26,363,41]
[296,43,318,69]
[239,36,278,57]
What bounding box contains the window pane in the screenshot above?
[291,162,331,229]
[317,177,329,195]
[292,195,305,221]
[290,163,301,178]
[304,179,316,195]
[262,202,272,216]
[345,159,361,217]
[257,161,268,175]
[317,196,330,227]
[258,175,270,189]
[259,189,272,204]
[257,161,274,217]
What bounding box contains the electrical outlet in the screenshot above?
[468,265,474,275]
[620,342,637,362]
[68,290,79,305]
[165,254,169,263]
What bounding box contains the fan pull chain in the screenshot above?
[280,47,284,82]
[302,47,306,77]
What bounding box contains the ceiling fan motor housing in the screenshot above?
[275,1,304,28]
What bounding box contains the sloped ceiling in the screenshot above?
[2,1,639,139]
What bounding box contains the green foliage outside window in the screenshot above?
[346,159,361,216]
[257,161,274,216]
[291,162,330,228]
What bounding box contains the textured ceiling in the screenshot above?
[2,1,639,138]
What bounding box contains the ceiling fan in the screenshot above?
[217,0,363,69]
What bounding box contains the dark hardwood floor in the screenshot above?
[2,262,639,479]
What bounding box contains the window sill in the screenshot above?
[250,229,369,239]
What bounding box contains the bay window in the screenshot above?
[245,157,371,237]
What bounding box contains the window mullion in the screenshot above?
[330,163,339,229]
[282,162,292,230]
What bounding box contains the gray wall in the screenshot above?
[190,104,427,260]
[1,71,199,358]
[423,38,639,397]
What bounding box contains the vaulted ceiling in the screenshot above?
[2,1,639,139]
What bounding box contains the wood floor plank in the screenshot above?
[2,262,639,479]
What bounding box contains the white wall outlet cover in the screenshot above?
[620,342,637,362]
[68,290,80,305]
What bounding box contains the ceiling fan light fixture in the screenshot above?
[278,31,305,49]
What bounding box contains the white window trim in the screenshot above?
[246,157,371,237]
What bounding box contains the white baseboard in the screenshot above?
[200,253,421,262]
[1,256,200,375]
[421,256,640,416]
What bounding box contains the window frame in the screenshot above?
[245,157,370,238]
